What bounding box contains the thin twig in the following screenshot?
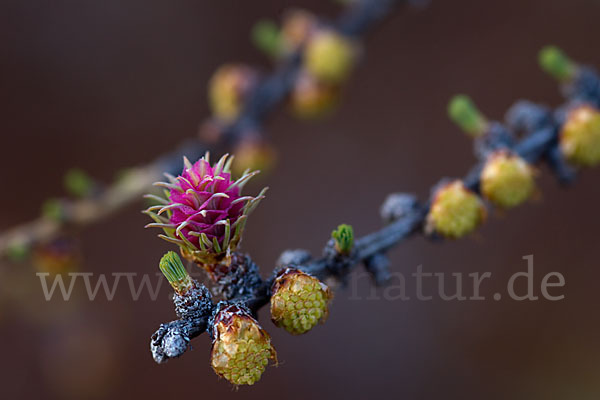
[0,140,207,258]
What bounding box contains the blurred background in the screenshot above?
[1,0,600,398]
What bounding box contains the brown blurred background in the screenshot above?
[1,0,600,399]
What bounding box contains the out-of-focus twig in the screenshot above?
[0,140,207,260]
[0,0,413,261]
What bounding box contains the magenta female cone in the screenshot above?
[144,153,267,270]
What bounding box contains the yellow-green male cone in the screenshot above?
[426,180,486,238]
[560,105,600,167]
[270,268,332,335]
[481,151,536,208]
[210,305,276,386]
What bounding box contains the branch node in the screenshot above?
[150,321,191,364]
[505,100,551,134]
[276,249,312,268]
[173,281,214,320]
[363,252,391,286]
[211,253,263,301]
[380,193,419,224]
[545,145,577,185]
[322,238,356,281]
[473,122,516,160]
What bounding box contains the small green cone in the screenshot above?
[332,224,354,255]
[6,240,29,262]
[64,168,94,198]
[42,198,65,222]
[159,251,192,295]
[251,19,282,58]
[448,95,488,137]
[539,46,576,82]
